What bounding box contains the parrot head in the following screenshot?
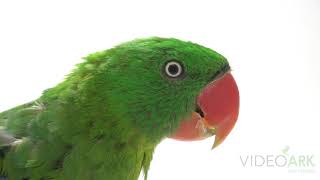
[91,37,239,147]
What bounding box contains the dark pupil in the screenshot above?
[168,64,179,75]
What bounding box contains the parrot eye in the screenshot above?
[163,61,185,79]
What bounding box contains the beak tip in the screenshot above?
[211,137,222,149]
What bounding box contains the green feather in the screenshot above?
[0,37,228,180]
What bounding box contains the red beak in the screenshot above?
[170,73,239,148]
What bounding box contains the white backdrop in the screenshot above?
[0,0,319,180]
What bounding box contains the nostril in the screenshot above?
[223,64,231,72]
[220,64,231,75]
[210,64,231,82]
[211,70,222,80]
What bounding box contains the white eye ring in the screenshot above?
[164,61,183,78]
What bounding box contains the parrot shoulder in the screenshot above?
[0,101,44,140]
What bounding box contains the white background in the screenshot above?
[0,0,319,179]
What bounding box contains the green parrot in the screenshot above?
[0,37,237,180]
